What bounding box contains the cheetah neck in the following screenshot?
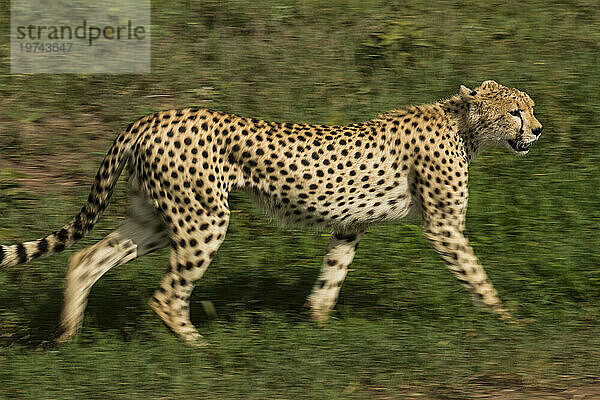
[439,95,484,164]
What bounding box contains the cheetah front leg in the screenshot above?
[424,223,512,321]
[306,231,364,324]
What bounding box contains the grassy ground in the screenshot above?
[1,1,600,398]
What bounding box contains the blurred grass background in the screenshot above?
[1,0,600,398]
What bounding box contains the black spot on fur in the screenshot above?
[16,243,27,264]
[57,228,69,242]
[38,238,48,254]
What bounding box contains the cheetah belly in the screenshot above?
[246,174,414,229]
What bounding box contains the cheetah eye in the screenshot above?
[508,110,520,117]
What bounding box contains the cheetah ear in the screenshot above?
[459,85,478,102]
[481,80,499,88]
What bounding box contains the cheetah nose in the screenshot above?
[532,126,543,138]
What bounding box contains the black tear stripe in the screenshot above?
[16,243,28,264]
[517,113,524,135]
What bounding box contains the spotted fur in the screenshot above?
[1,80,542,345]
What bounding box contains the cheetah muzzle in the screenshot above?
[507,139,532,153]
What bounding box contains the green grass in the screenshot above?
[1,1,600,398]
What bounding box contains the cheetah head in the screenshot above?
[459,80,543,155]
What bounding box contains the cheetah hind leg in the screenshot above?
[58,170,169,342]
[150,208,230,347]
[306,231,364,325]
[57,216,169,343]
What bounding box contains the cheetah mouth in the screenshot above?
[507,139,531,153]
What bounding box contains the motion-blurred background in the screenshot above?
[1,1,599,398]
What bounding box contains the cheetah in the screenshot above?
[0,80,542,345]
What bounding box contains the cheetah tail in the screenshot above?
[0,124,140,269]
